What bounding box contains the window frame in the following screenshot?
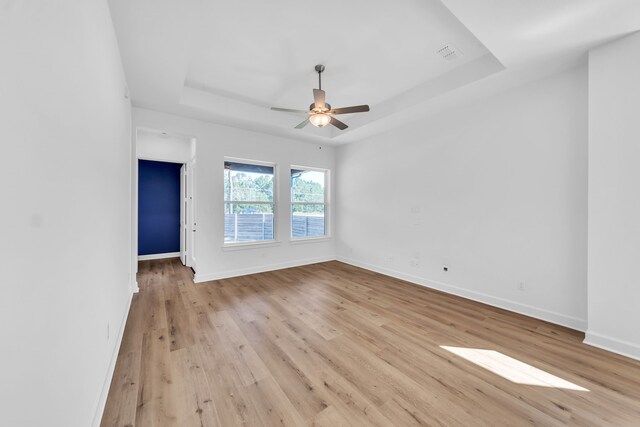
[289,165,330,242]
[223,157,278,247]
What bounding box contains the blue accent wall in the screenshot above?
[138,160,181,256]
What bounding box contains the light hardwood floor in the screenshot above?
[101,259,640,426]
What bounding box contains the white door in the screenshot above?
[180,164,188,266]
[188,160,196,270]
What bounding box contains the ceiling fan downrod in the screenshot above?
[315,64,325,90]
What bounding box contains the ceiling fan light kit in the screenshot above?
[271,64,370,130]
[309,113,331,127]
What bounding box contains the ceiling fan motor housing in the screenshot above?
[310,103,331,112]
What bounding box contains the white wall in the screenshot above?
[137,129,192,163]
[336,65,589,330]
[586,32,640,360]
[133,108,336,280]
[0,1,133,426]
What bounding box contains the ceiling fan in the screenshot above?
[271,64,370,130]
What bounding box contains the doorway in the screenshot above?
[132,128,196,292]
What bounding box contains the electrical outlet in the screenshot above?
[410,259,420,268]
[518,282,526,291]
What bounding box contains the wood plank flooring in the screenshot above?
[101,258,640,426]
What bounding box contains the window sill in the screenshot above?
[289,236,332,245]
[222,240,281,251]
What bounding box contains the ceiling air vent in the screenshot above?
[436,44,463,61]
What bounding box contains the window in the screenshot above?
[224,160,275,244]
[291,168,327,239]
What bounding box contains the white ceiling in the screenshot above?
[186,0,489,108]
[108,0,640,144]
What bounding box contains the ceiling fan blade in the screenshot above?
[329,105,370,115]
[295,118,310,129]
[313,89,326,109]
[271,107,309,114]
[329,116,348,130]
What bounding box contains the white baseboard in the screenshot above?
[138,252,180,261]
[337,256,587,332]
[194,256,335,283]
[91,291,133,427]
[584,331,640,362]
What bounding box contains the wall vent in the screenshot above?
[436,44,463,61]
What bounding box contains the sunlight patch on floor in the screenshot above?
[441,346,589,391]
